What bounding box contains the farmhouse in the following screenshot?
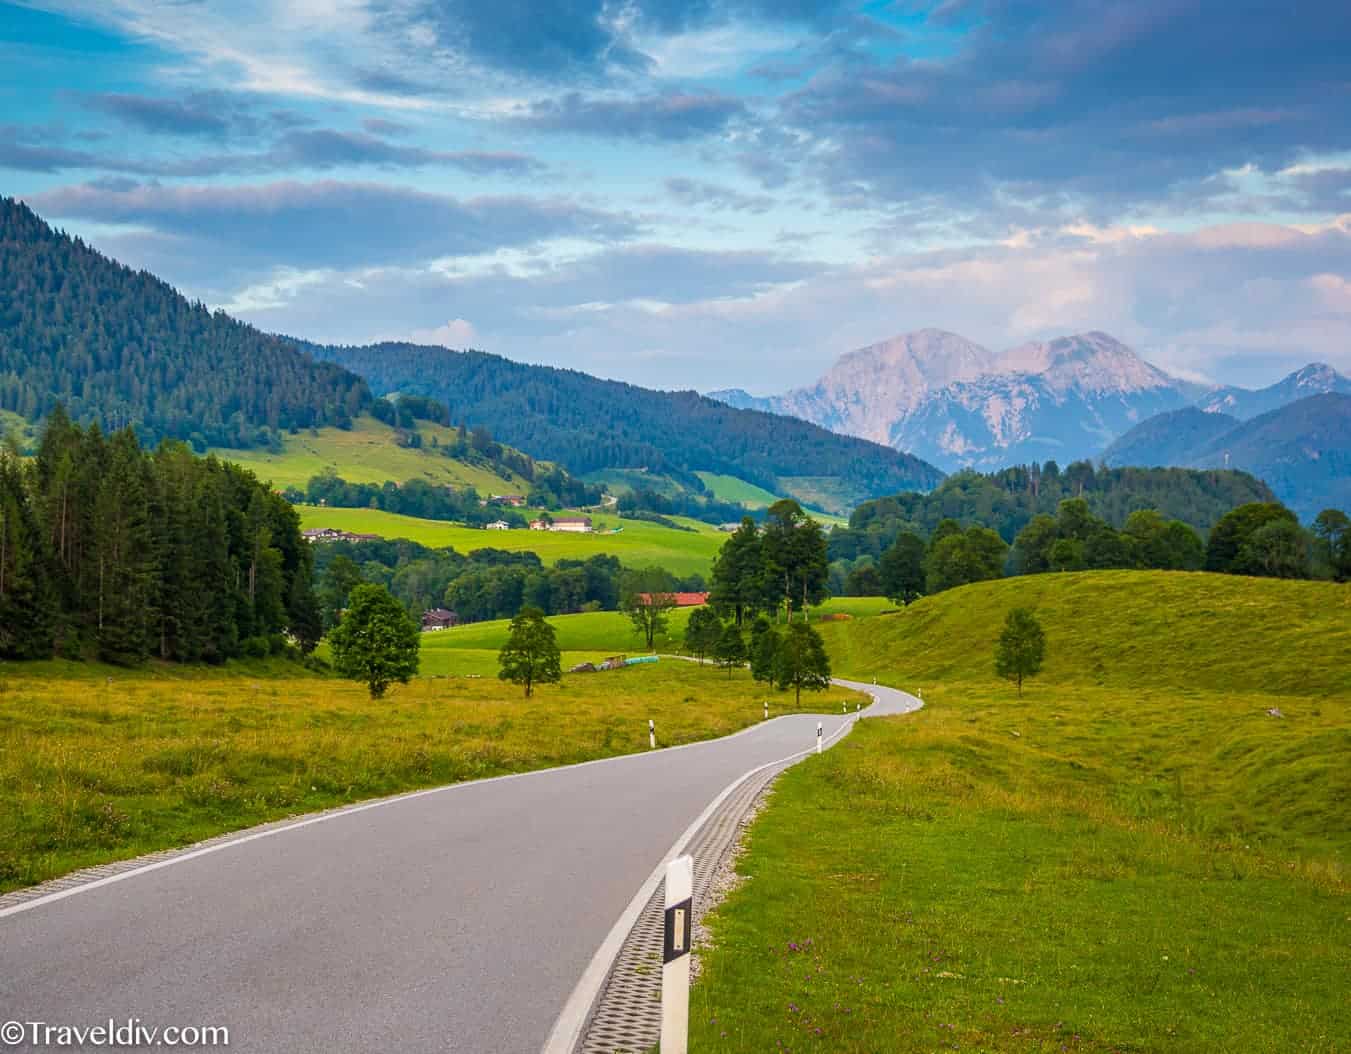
[636,591,709,607]
[302,527,382,544]
[489,494,527,507]
[421,608,460,631]
[485,520,512,530]
[530,516,593,533]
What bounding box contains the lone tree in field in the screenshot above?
[995,607,1045,696]
[713,623,747,678]
[774,621,831,704]
[683,605,723,663]
[623,568,676,650]
[329,583,421,698]
[498,607,561,697]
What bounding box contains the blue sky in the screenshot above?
[3,0,1350,391]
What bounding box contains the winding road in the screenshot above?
[0,680,919,1054]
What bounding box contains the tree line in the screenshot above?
[0,407,320,663]
[310,537,705,627]
[705,500,830,626]
[0,198,369,450]
[851,497,1349,607]
[829,461,1275,567]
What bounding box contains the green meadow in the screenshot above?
[297,504,729,576]
[694,471,782,509]
[688,572,1350,1053]
[210,415,535,493]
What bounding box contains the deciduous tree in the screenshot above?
[774,622,831,704]
[995,607,1045,696]
[683,605,722,663]
[330,583,421,698]
[713,623,747,677]
[497,606,561,698]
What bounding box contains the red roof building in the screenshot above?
[636,592,709,607]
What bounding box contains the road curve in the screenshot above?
[0,680,918,1054]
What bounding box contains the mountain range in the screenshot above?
[710,329,1351,516]
[1104,393,1351,519]
[710,330,1351,476]
[711,329,1208,472]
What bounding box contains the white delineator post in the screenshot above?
[763,700,768,721]
[649,719,656,750]
[661,855,694,1054]
[816,721,823,753]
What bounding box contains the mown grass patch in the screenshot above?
[0,660,862,894]
[688,572,1350,1052]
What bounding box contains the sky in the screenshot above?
[3,0,1350,392]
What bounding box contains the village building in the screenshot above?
[485,520,512,530]
[488,494,527,507]
[302,527,382,544]
[636,591,709,607]
[529,516,593,533]
[420,608,460,631]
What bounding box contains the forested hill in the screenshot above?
[828,461,1274,562]
[0,198,370,449]
[309,342,945,505]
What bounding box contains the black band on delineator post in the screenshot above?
[663,897,693,963]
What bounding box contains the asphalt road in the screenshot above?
[0,680,918,1054]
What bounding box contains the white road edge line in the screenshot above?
[0,701,860,923]
[539,682,876,1054]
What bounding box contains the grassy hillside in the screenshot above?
[690,572,1350,1052]
[211,415,534,492]
[297,505,725,577]
[694,471,781,509]
[817,570,1349,699]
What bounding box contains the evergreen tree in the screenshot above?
[0,440,54,658]
[498,607,561,697]
[995,608,1046,696]
[708,517,762,625]
[330,583,421,698]
[94,430,156,664]
[759,500,829,621]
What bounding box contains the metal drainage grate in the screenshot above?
[577,760,789,1053]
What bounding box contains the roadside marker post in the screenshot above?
[816,722,823,753]
[649,719,656,750]
[661,855,694,1054]
[763,700,768,721]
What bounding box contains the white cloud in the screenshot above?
[407,317,478,347]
